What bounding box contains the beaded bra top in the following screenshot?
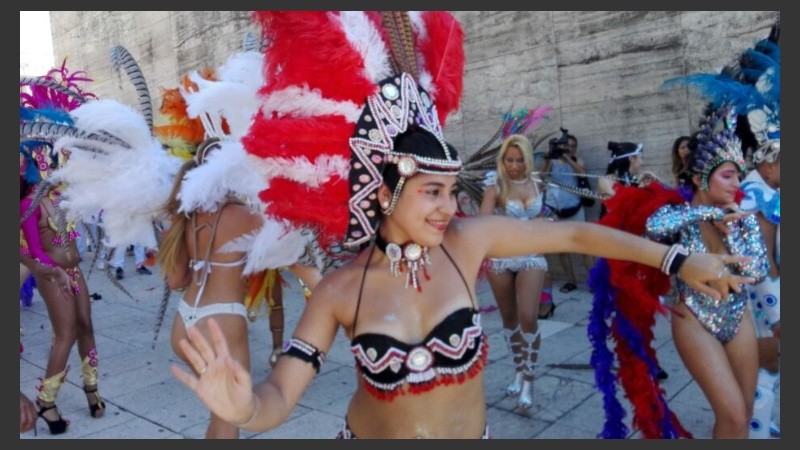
[349,246,487,400]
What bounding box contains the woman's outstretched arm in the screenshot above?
[462,215,754,300]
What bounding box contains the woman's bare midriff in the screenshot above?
[38,227,80,268]
[345,374,486,438]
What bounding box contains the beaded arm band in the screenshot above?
[281,337,326,373]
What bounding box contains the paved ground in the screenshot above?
[20,253,779,439]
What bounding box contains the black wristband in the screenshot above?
[668,248,690,275]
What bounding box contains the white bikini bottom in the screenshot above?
[490,254,548,274]
[178,298,248,328]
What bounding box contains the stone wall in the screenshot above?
[51,11,777,185]
[49,11,778,282]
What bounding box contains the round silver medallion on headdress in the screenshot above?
[406,346,434,372]
[397,156,418,177]
[403,243,423,261]
[380,82,398,99]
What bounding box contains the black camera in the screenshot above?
[545,127,570,160]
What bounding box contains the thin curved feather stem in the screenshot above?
[104,260,137,301]
[20,122,131,149]
[110,45,153,131]
[546,179,607,201]
[20,181,52,224]
[151,282,172,349]
[20,76,87,104]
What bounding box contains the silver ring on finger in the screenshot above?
[199,365,208,376]
[716,268,728,280]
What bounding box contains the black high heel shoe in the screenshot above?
[83,385,106,418]
[36,400,69,435]
[538,303,556,319]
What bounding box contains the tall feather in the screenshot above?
[242,31,260,52]
[20,121,128,149]
[416,11,465,125]
[20,76,87,105]
[110,45,154,130]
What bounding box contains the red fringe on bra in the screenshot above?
[361,337,489,401]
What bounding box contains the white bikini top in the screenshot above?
[187,208,248,310]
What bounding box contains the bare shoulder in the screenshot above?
[219,203,263,232]
[306,256,366,327]
[442,217,493,273]
[315,262,361,298]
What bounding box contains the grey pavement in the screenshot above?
[20,254,779,439]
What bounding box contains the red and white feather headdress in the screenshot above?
[243,11,465,263]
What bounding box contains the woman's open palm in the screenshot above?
[170,318,256,425]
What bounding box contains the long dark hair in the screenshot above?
[671,135,691,183]
[605,141,639,186]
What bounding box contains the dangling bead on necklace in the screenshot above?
[375,233,432,292]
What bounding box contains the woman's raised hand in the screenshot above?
[677,252,755,301]
[711,203,756,235]
[171,318,257,426]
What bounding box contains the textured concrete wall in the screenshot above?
[450,11,778,179]
[49,10,778,282]
[51,11,778,181]
[50,11,253,112]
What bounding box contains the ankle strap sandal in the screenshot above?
[83,385,106,418]
[36,400,69,434]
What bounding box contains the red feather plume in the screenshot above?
[418,11,465,125]
[598,183,693,438]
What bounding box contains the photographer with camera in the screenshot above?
[542,128,594,294]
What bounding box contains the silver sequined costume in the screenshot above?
[645,203,768,343]
[489,175,548,273]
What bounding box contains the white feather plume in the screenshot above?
[336,11,393,84]
[250,154,349,188]
[178,140,266,214]
[50,100,182,248]
[259,85,361,122]
[218,218,312,275]
[217,50,263,92]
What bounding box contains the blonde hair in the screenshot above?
[157,159,197,277]
[495,134,534,208]
[158,138,224,276]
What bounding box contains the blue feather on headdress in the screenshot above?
[19,105,74,126]
[662,24,779,165]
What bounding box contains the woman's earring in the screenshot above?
[380,200,392,216]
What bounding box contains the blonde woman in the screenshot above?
[479,134,549,410]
